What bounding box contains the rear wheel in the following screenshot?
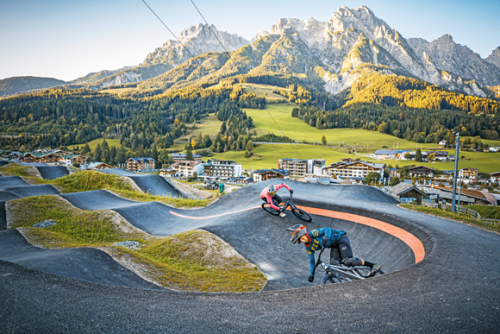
[262,203,280,216]
[292,207,312,222]
[322,274,342,284]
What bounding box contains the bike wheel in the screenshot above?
[292,207,312,222]
[322,273,342,284]
[262,203,280,216]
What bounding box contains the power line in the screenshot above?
[140,0,201,67]
[189,0,303,160]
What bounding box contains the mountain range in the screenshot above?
[2,5,499,99]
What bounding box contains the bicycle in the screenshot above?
[312,248,384,284]
[261,192,312,222]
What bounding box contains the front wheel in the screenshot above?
[322,273,342,284]
[292,207,312,222]
[262,203,280,216]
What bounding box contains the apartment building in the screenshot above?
[171,153,202,162]
[202,159,241,179]
[126,157,156,172]
[324,161,385,179]
[278,159,325,178]
[60,154,87,166]
[170,160,202,178]
[459,167,479,179]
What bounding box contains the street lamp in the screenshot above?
[451,132,460,213]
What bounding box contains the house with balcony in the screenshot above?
[60,154,87,166]
[323,161,385,179]
[170,160,203,178]
[252,169,290,183]
[278,159,325,178]
[409,166,435,178]
[126,157,156,172]
[20,152,63,163]
[202,159,242,180]
[459,167,479,179]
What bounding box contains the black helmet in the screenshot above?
[287,224,307,244]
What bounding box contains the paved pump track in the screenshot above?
[1,179,499,332]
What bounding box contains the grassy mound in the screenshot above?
[9,195,265,292]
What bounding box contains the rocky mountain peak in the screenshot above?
[437,34,454,43]
[486,47,500,69]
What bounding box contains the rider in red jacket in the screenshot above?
[260,183,292,217]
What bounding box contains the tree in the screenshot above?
[193,171,198,179]
[365,172,381,185]
[378,122,388,133]
[404,152,411,160]
[94,144,102,162]
[415,148,422,162]
[389,177,400,186]
[185,145,194,161]
[321,135,327,145]
[428,153,435,162]
[246,140,254,152]
[81,144,90,155]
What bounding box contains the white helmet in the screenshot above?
[267,184,276,196]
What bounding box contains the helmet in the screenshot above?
[267,184,276,196]
[287,224,307,244]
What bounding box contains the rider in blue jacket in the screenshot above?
[287,224,381,282]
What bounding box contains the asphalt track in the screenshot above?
[36,166,69,180]
[1,180,499,332]
[99,168,187,198]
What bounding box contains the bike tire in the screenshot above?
[292,207,312,222]
[322,274,342,284]
[262,203,280,216]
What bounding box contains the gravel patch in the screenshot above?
[33,220,56,228]
[112,241,144,250]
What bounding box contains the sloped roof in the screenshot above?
[410,165,435,171]
[253,169,289,176]
[171,160,201,168]
[441,187,487,201]
[61,154,84,159]
[388,182,427,197]
[127,157,156,163]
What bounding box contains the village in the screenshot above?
[5,146,500,208]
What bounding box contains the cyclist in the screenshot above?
[287,224,381,282]
[261,183,292,218]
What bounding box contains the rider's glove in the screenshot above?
[308,274,314,283]
[322,236,328,247]
[290,189,294,194]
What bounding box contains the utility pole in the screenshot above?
[451,132,460,213]
[457,176,462,213]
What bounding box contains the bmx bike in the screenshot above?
[261,192,312,222]
[312,248,384,284]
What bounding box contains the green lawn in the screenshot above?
[213,144,356,170]
[245,104,441,150]
[462,136,500,147]
[68,138,123,151]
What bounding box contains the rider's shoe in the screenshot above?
[279,212,286,217]
[368,264,381,277]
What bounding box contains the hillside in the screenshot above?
[0,76,67,97]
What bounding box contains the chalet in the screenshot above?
[459,167,478,179]
[160,169,179,178]
[387,182,428,205]
[388,168,401,178]
[126,157,156,172]
[490,172,500,183]
[20,152,62,163]
[171,153,203,162]
[170,160,202,178]
[86,162,112,170]
[252,169,290,183]
[324,161,385,179]
[409,166,435,178]
[488,146,500,152]
[60,154,87,166]
[439,139,447,146]
[9,152,24,159]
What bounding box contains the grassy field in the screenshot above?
[241,83,288,102]
[462,136,500,147]
[68,138,123,151]
[245,104,441,150]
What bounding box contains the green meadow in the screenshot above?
[68,138,123,151]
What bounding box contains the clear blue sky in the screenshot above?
[1,0,499,81]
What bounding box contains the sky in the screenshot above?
[1,0,499,81]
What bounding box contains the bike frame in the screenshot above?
[313,248,373,282]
